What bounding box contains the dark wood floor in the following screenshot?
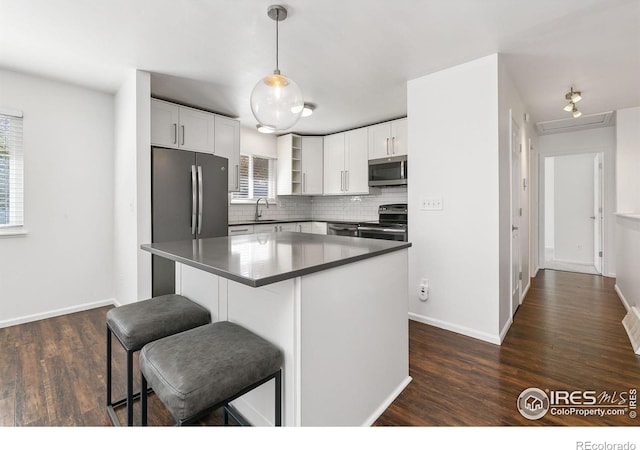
[0,269,638,426]
[375,269,640,426]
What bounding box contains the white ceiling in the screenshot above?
[1,0,639,135]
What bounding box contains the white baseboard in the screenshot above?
[499,317,513,344]
[615,284,631,312]
[0,298,116,329]
[534,266,541,277]
[409,312,501,345]
[362,376,412,426]
[605,272,616,279]
[521,281,531,301]
[230,375,413,427]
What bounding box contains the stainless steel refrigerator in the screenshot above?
[152,147,228,296]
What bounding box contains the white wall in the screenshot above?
[544,158,555,249]
[615,106,640,311]
[537,126,616,276]
[240,125,277,159]
[407,54,502,343]
[114,69,151,305]
[0,69,114,327]
[553,153,596,264]
[616,107,640,213]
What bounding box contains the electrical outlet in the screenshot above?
[418,278,429,301]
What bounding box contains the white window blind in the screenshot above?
[231,155,276,201]
[0,109,24,228]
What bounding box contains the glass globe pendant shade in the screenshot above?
[251,72,304,131]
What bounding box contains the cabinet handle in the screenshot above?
[235,164,239,190]
[386,138,390,155]
[274,225,278,232]
[346,170,349,191]
[298,224,302,232]
[181,125,185,146]
[303,173,306,193]
[392,136,396,155]
[173,124,177,145]
[340,171,344,191]
[230,228,249,233]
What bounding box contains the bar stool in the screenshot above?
[106,294,211,426]
[139,321,283,426]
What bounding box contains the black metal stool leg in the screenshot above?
[141,373,147,426]
[106,327,112,407]
[275,370,282,427]
[126,349,134,426]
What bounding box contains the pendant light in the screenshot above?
[250,5,304,132]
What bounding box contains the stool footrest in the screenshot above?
[223,404,251,426]
[106,388,153,426]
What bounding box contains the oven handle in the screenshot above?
[357,226,406,233]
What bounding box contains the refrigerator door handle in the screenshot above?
[197,165,203,235]
[191,165,197,236]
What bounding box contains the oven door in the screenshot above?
[357,226,407,241]
[368,156,407,187]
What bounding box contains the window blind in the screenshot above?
[232,155,275,201]
[0,109,24,228]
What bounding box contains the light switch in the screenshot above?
[421,197,443,211]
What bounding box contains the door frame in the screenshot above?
[510,114,522,318]
[537,149,607,275]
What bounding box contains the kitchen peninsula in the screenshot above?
[141,232,411,426]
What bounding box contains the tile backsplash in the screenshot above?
[228,186,407,223]
[311,186,407,221]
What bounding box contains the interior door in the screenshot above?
[593,153,603,274]
[511,119,521,317]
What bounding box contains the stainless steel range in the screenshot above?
[357,203,408,241]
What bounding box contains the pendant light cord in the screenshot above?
[275,9,280,74]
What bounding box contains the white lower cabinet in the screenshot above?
[229,221,327,235]
[254,223,280,233]
[311,222,327,235]
[228,225,254,236]
[296,222,312,233]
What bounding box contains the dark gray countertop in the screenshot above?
[141,232,411,288]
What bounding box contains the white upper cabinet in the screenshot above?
[151,99,214,153]
[150,100,180,147]
[323,129,369,195]
[178,107,215,152]
[214,116,241,192]
[150,99,240,191]
[323,133,346,195]
[300,136,323,195]
[345,127,369,194]
[368,118,407,159]
[277,134,323,196]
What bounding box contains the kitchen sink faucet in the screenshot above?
[255,197,269,221]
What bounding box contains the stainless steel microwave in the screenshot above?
[368,155,407,187]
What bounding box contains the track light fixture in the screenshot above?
[563,87,583,118]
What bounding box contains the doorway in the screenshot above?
[542,152,603,275]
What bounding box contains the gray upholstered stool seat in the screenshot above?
[106,294,210,426]
[140,321,283,426]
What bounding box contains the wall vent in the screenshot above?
[536,111,615,135]
[622,306,640,355]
